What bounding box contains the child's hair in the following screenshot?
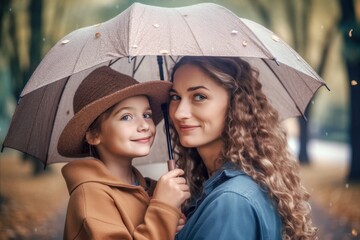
[83,104,117,158]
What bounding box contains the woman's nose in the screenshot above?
[173,100,192,120]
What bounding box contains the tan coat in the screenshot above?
[62,158,181,240]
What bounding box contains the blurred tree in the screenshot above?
[3,0,45,175]
[248,0,337,164]
[339,0,360,181]
[21,0,45,175]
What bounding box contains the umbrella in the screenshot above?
[2,2,327,166]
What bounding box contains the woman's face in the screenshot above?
[169,64,229,150]
[94,95,156,159]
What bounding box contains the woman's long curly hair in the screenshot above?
[169,56,317,239]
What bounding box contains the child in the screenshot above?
[57,66,190,240]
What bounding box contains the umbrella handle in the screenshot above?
[167,160,176,171]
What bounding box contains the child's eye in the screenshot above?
[120,114,133,121]
[144,113,153,119]
[194,94,206,101]
[169,94,180,101]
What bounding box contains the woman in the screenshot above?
[168,56,317,239]
[57,66,190,240]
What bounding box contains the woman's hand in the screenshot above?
[153,169,190,209]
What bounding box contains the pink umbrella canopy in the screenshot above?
[2,2,327,166]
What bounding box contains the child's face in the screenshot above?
[96,95,156,160]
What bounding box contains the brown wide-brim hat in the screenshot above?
[58,66,172,158]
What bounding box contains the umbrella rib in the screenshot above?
[44,76,70,167]
[109,57,121,66]
[133,56,146,77]
[174,9,204,54]
[237,18,274,59]
[261,59,307,119]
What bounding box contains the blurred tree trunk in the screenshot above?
[283,0,312,164]
[339,0,360,181]
[21,0,45,175]
[249,0,337,164]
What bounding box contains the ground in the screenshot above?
[0,150,359,239]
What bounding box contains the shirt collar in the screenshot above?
[203,162,245,195]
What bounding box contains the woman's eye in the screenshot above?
[194,94,206,101]
[120,114,133,121]
[144,113,153,119]
[169,94,180,101]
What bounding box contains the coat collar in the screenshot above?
[62,158,149,194]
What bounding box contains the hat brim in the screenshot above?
[58,80,172,157]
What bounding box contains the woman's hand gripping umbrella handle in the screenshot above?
[162,103,175,171]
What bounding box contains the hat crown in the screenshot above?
[73,66,139,114]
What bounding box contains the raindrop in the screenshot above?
[325,132,328,136]
[153,24,160,28]
[132,44,138,49]
[271,35,280,42]
[34,228,38,232]
[242,40,248,47]
[311,100,314,105]
[0,128,2,132]
[351,80,358,86]
[9,8,12,12]
[94,23,101,27]
[345,183,349,188]
[296,55,301,60]
[116,5,119,9]
[42,38,46,42]
[231,30,238,35]
[349,29,353,37]
[95,32,101,38]
[159,49,169,55]
[61,39,70,45]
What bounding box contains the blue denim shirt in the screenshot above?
[176,164,282,240]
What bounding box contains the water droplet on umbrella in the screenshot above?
[351,80,358,86]
[296,55,301,60]
[349,29,353,37]
[160,49,169,54]
[231,30,238,35]
[132,44,138,48]
[242,40,248,47]
[61,39,70,45]
[272,35,280,42]
[153,24,160,28]
[95,32,101,38]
